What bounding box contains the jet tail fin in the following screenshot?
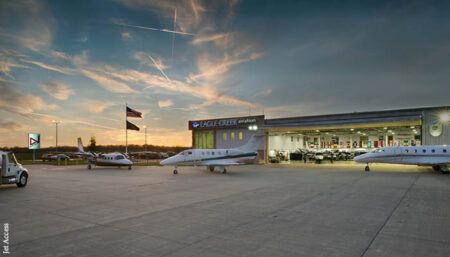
[77,138,84,153]
[235,134,264,152]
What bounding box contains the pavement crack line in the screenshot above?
[360,174,420,257]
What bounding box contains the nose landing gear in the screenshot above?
[173,166,178,175]
[365,164,370,172]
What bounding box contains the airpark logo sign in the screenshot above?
[28,133,40,150]
[190,116,263,130]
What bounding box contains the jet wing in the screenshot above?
[201,159,242,166]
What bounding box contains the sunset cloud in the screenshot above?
[40,80,74,100]
[83,100,113,113]
[158,99,174,108]
[0,81,56,115]
[80,68,137,93]
[21,59,74,75]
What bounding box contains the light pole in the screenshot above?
[52,120,61,152]
[143,125,147,152]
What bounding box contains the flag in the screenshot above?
[126,120,140,131]
[126,106,142,118]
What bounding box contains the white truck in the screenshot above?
[0,151,29,187]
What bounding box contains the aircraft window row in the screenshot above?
[406,149,448,154]
[201,150,228,156]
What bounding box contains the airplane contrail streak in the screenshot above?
[147,54,170,81]
[114,21,195,36]
[171,7,177,65]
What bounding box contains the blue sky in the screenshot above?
[1,0,450,147]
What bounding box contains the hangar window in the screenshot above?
[238,131,243,140]
[223,132,227,141]
[231,132,235,140]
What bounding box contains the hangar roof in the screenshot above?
[264,106,449,129]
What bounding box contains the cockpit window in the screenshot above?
[371,149,383,153]
[115,155,124,160]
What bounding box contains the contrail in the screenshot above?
[171,7,177,65]
[114,21,195,36]
[147,54,170,81]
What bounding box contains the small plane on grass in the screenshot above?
[160,135,263,174]
[354,145,450,174]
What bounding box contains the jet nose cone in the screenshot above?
[160,158,169,166]
[354,154,366,163]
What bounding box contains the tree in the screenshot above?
[89,136,96,152]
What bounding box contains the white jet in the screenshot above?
[77,138,133,170]
[160,135,263,174]
[354,145,450,174]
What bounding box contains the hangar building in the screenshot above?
[188,106,450,163]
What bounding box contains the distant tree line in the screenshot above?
[1,143,189,161]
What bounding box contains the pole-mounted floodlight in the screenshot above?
[143,125,147,152]
[52,120,61,152]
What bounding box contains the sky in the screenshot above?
[1,0,450,147]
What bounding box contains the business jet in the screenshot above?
[76,138,133,170]
[354,145,450,174]
[160,135,263,174]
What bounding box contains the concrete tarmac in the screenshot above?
[1,164,449,256]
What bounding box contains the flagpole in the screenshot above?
[125,103,128,154]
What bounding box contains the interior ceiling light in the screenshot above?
[439,112,450,123]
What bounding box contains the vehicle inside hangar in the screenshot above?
[267,123,421,163]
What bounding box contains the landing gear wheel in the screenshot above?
[209,166,214,172]
[432,165,440,172]
[365,165,370,172]
[16,172,28,188]
[222,168,227,174]
[88,164,92,170]
[128,165,132,170]
[173,169,178,175]
[441,169,449,174]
